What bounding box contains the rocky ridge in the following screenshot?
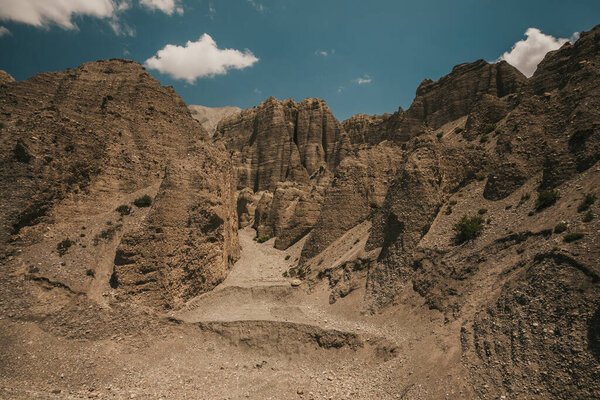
[188,104,241,135]
[0,59,239,310]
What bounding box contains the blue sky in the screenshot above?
[0,0,598,120]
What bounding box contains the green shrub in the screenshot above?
[285,255,290,260]
[528,211,535,216]
[535,189,559,211]
[256,234,270,243]
[133,195,152,208]
[453,215,484,244]
[86,269,95,277]
[583,211,594,223]
[436,132,443,140]
[449,200,457,206]
[116,205,131,216]
[57,238,74,256]
[478,208,488,215]
[505,205,512,210]
[445,206,453,215]
[554,222,568,233]
[564,232,584,243]
[454,127,463,134]
[479,135,489,143]
[577,193,596,212]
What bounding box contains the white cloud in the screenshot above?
[354,75,372,85]
[254,88,262,95]
[0,0,116,29]
[144,34,259,83]
[498,28,579,78]
[139,0,182,15]
[0,26,10,37]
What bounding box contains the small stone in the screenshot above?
[290,279,302,287]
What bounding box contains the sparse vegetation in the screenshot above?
[505,205,512,210]
[86,269,95,277]
[518,193,531,206]
[564,232,584,243]
[479,135,489,143]
[449,200,457,206]
[528,211,535,216]
[478,208,488,215]
[554,222,568,233]
[453,215,484,244]
[454,127,463,134]
[93,223,122,245]
[535,189,559,211]
[57,238,74,256]
[475,172,486,181]
[436,132,443,140]
[445,206,453,215]
[116,204,131,216]
[285,255,290,260]
[577,193,596,212]
[256,234,270,243]
[133,194,152,208]
[482,124,495,134]
[583,211,594,222]
[288,264,311,279]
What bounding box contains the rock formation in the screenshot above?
[216,97,350,248]
[0,59,239,309]
[188,105,241,135]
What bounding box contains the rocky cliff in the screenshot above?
[0,59,239,310]
[216,97,350,248]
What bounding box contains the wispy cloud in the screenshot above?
[315,49,335,57]
[254,88,262,95]
[0,26,10,37]
[144,34,259,83]
[247,0,266,12]
[497,27,579,77]
[354,74,372,85]
[207,1,216,19]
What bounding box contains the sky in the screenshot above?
[0,0,598,121]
